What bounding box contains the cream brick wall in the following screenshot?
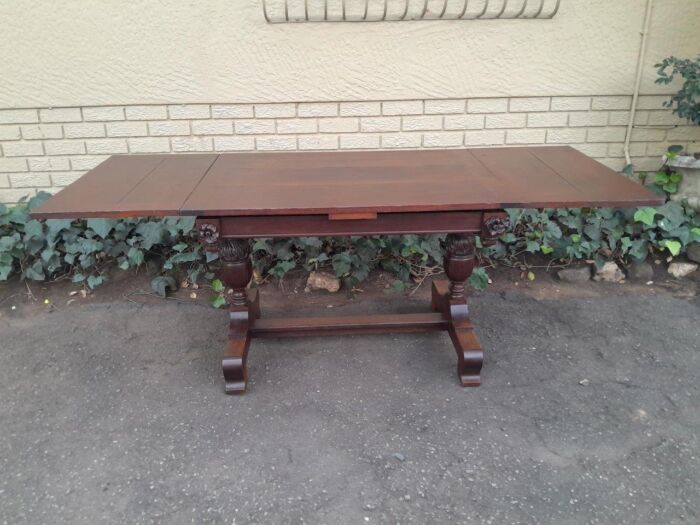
[0,95,697,204]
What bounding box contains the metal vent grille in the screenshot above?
[262,0,561,23]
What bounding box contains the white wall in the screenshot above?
[1,0,698,108]
[1,0,699,203]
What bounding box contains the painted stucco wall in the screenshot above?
[1,0,698,107]
[0,0,699,203]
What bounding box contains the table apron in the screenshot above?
[213,211,484,238]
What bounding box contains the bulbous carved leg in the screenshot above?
[217,238,254,394]
[435,234,484,387]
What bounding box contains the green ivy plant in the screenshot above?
[0,192,202,288]
[2,189,699,301]
[656,54,700,126]
[487,202,699,272]
[653,146,684,194]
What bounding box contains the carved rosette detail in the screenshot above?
[198,222,220,245]
[219,239,251,263]
[484,216,511,238]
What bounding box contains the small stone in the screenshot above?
[579,379,590,386]
[627,261,654,282]
[593,261,625,283]
[557,266,591,283]
[687,243,700,264]
[392,453,406,462]
[305,271,341,293]
[668,261,698,279]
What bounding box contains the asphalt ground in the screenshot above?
[1,287,699,524]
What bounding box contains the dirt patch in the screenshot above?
[1,258,698,320]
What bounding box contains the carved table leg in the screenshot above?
[197,219,257,394]
[432,234,484,387]
[218,239,254,394]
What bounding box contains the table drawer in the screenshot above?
[201,211,484,238]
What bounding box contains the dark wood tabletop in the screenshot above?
[31,147,662,219]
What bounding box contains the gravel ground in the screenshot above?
[1,290,699,524]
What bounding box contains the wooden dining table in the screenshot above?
[32,146,662,394]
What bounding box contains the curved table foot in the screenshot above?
[223,338,250,395]
[451,331,483,387]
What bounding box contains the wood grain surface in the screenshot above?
[31,147,663,219]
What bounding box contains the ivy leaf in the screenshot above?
[27,192,52,211]
[468,267,489,290]
[629,239,649,262]
[87,274,104,289]
[0,234,19,251]
[660,239,682,256]
[270,260,296,278]
[252,239,273,253]
[24,260,45,281]
[211,278,225,293]
[135,222,165,249]
[87,218,117,239]
[24,219,44,240]
[525,240,540,253]
[151,275,177,297]
[620,236,633,252]
[634,207,657,226]
[46,219,72,238]
[78,238,103,254]
[0,262,12,281]
[211,293,227,309]
[654,172,670,185]
[662,182,678,194]
[331,254,352,276]
[540,245,554,255]
[168,251,199,264]
[127,247,145,266]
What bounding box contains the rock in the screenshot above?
[668,261,698,279]
[592,261,625,283]
[627,261,654,282]
[579,379,590,386]
[305,271,341,293]
[557,266,591,283]
[687,243,700,264]
[392,453,406,462]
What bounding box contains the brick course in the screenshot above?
[1,96,695,203]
